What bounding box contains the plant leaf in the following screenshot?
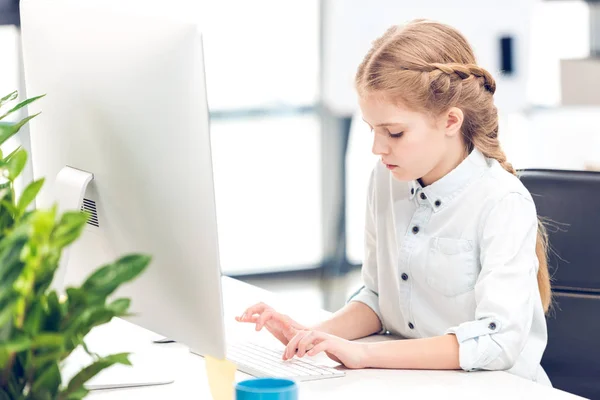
[0,183,15,232]
[17,179,44,215]
[82,254,151,303]
[0,310,12,342]
[51,212,88,250]
[63,387,88,400]
[31,360,61,395]
[0,200,18,217]
[4,148,27,181]
[0,91,18,107]
[62,307,115,351]
[23,298,44,335]
[65,288,86,310]
[44,292,63,332]
[2,145,22,163]
[0,230,28,296]
[106,298,130,316]
[31,333,64,349]
[8,353,27,396]
[0,334,31,353]
[0,299,17,328]
[31,349,68,369]
[0,91,18,118]
[59,353,131,399]
[0,94,45,121]
[0,113,40,147]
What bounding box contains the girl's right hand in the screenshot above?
[235,302,307,346]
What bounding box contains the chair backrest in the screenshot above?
[0,0,20,26]
[519,169,600,399]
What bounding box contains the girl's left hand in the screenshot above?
[283,330,368,369]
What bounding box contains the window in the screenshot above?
[211,114,322,274]
[202,1,323,274]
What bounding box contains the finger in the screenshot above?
[256,310,274,331]
[259,311,293,332]
[281,321,298,341]
[297,331,324,357]
[284,331,303,360]
[284,331,310,360]
[235,314,259,323]
[307,340,332,357]
[238,302,270,320]
[238,302,271,321]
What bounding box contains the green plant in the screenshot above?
[0,91,150,399]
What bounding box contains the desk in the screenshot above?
[84,277,582,399]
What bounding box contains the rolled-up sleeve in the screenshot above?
[349,170,386,333]
[446,192,540,371]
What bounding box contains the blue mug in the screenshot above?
[235,378,298,400]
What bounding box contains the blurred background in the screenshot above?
[1,0,599,312]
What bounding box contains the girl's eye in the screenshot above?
[388,132,404,139]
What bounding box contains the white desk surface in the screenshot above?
[84,276,582,400]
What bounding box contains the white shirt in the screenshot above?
[350,148,550,385]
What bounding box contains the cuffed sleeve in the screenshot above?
[446,193,539,372]
[349,169,386,333]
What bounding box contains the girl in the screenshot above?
[236,19,551,386]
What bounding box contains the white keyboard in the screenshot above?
[227,342,345,381]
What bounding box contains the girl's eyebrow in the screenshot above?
[362,118,404,128]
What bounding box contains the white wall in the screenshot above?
[527,1,589,106]
[322,0,535,116]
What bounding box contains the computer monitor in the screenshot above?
[20,0,226,365]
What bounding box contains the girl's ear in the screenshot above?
[443,107,464,137]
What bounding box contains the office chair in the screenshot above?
[0,0,20,26]
[519,169,600,400]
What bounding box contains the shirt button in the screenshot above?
[435,200,442,207]
[408,322,415,330]
[401,273,409,281]
[420,192,427,200]
[412,226,419,234]
[489,322,497,330]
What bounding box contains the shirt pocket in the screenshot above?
[425,237,479,297]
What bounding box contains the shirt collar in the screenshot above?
[408,148,488,212]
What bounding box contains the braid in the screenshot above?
[486,147,517,177]
[468,117,517,177]
[425,63,496,94]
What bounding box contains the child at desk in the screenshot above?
[237,19,552,386]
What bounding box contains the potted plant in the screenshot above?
[0,91,150,399]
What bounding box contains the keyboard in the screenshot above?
[227,342,345,381]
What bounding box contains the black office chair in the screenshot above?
[519,169,600,400]
[0,0,20,26]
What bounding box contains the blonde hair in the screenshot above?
[355,20,551,313]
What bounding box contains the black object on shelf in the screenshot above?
[499,36,514,76]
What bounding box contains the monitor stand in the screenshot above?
[51,165,94,292]
[61,345,177,390]
[60,319,178,390]
[50,167,178,390]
